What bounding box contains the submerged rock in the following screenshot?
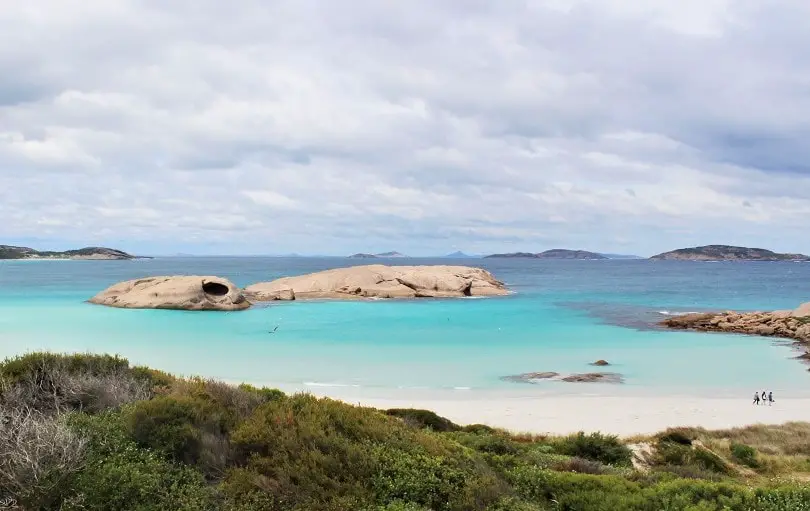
[501,371,624,384]
[561,372,624,384]
[500,372,560,383]
[89,276,249,311]
[245,264,509,301]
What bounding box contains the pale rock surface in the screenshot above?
[793,302,810,317]
[244,265,508,301]
[89,276,249,311]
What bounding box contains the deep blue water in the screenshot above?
[0,257,808,396]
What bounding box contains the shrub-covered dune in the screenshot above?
[1,353,809,510]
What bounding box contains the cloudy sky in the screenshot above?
[2,0,810,256]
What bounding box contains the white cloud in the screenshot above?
[1,0,810,256]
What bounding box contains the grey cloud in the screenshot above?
[2,0,810,255]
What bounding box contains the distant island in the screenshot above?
[0,245,138,260]
[650,245,810,262]
[443,251,478,258]
[348,251,408,259]
[486,249,607,260]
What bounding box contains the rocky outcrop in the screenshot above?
[590,360,610,366]
[485,250,607,260]
[661,303,810,367]
[650,245,810,261]
[89,276,249,311]
[501,372,560,383]
[1,245,139,260]
[561,373,624,383]
[244,265,509,301]
[501,371,624,384]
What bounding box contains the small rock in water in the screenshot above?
[561,372,624,384]
[501,371,624,384]
[591,359,610,366]
[500,372,560,384]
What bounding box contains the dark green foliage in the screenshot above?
[655,442,730,475]
[385,408,461,432]
[126,396,208,465]
[463,423,498,434]
[554,432,633,467]
[730,443,759,468]
[554,456,608,475]
[229,395,503,510]
[0,352,129,384]
[658,428,694,446]
[64,412,214,510]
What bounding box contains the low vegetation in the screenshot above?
[1,352,810,510]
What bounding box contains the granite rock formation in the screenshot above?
[89,276,249,311]
[244,265,509,301]
[661,303,810,367]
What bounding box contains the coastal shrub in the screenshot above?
[228,394,504,510]
[752,487,810,511]
[507,465,645,510]
[640,479,749,510]
[446,431,522,456]
[655,441,731,475]
[0,352,129,384]
[462,423,498,435]
[64,411,214,511]
[692,447,731,474]
[659,428,695,446]
[730,443,759,468]
[385,408,461,432]
[131,365,175,389]
[0,406,87,510]
[553,432,633,467]
[554,456,608,475]
[0,352,148,414]
[125,395,232,477]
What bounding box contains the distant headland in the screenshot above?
[0,245,141,260]
[348,251,408,259]
[650,245,810,262]
[486,249,608,260]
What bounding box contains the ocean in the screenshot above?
[1,257,808,397]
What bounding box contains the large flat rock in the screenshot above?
[89,276,250,311]
[244,264,508,301]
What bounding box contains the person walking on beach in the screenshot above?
[753,392,760,405]
[768,391,774,406]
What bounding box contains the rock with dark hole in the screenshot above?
[89,276,249,311]
[245,265,508,301]
[591,360,610,366]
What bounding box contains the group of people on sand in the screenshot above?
[753,390,774,406]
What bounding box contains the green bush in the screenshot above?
[462,424,498,434]
[0,352,129,384]
[385,408,461,432]
[228,394,504,510]
[554,432,633,467]
[730,443,759,468]
[64,412,214,511]
[126,396,208,465]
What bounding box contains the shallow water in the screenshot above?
[0,257,808,396]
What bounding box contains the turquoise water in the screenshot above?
[1,257,808,396]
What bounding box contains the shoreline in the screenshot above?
[298,389,810,436]
[223,382,810,436]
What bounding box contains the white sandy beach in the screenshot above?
[292,388,810,436]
